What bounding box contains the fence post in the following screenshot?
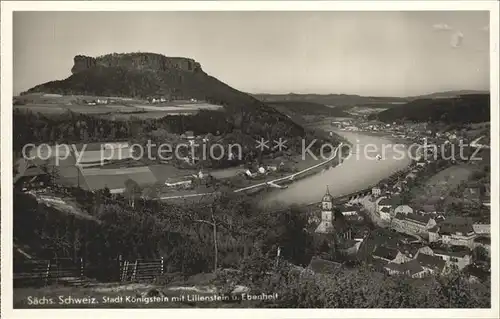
[45,260,51,286]
[161,257,164,276]
[121,261,128,282]
[55,257,59,285]
[132,260,138,281]
[118,255,122,282]
[80,258,84,278]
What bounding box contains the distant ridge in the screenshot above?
[369,93,490,124]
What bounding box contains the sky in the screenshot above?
[13,11,490,97]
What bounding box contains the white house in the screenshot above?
[439,224,476,248]
[384,259,427,278]
[379,207,392,221]
[165,177,192,188]
[372,187,382,197]
[340,206,361,219]
[416,253,447,275]
[393,213,437,235]
[433,248,471,270]
[473,223,490,235]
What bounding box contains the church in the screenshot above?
[314,187,353,240]
[315,187,335,233]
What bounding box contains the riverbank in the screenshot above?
[260,129,412,207]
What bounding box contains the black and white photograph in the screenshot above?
[1,1,499,317]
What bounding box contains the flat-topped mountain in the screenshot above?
[20,52,346,158]
[70,53,202,74]
[22,52,307,135]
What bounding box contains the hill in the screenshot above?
[369,94,490,124]
[25,53,304,133]
[408,90,489,100]
[253,93,407,108]
[267,101,352,117]
[20,53,346,159]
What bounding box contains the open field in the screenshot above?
[410,164,476,205]
[14,94,223,118]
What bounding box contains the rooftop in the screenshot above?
[378,198,392,206]
[433,246,470,258]
[416,253,446,271]
[439,223,474,236]
[385,259,424,276]
[395,213,432,225]
[373,246,399,260]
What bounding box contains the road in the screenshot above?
[157,143,343,200]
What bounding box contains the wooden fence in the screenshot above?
[119,258,164,282]
[14,257,85,288]
[14,257,165,287]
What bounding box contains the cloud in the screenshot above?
[450,31,464,48]
[433,23,452,31]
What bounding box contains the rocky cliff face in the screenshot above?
[71,53,202,74]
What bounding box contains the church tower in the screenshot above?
[315,186,335,233]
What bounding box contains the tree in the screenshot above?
[124,179,141,208]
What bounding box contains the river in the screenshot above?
[262,129,411,206]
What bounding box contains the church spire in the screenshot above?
[322,185,333,203]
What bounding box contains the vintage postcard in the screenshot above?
[1,1,498,318]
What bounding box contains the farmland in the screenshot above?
[13,93,223,119]
[410,164,477,206]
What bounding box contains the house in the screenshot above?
[439,223,476,248]
[379,207,391,221]
[392,181,405,193]
[384,260,427,278]
[473,223,490,235]
[164,176,193,188]
[376,197,392,213]
[373,246,399,262]
[420,204,439,215]
[339,239,361,256]
[414,246,435,258]
[416,253,447,275]
[372,187,382,197]
[339,206,361,220]
[372,246,410,264]
[183,131,195,140]
[394,205,413,216]
[14,163,50,190]
[428,226,441,243]
[393,213,437,234]
[266,164,278,172]
[432,246,471,270]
